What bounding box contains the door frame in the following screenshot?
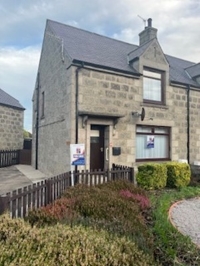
[90,125,105,170]
[85,118,113,171]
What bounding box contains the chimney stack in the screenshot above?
[147,18,152,27]
[139,18,157,46]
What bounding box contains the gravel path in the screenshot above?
[169,198,200,246]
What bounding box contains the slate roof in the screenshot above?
[0,88,25,110]
[47,19,200,88]
[48,20,138,74]
[127,39,155,62]
[185,63,200,79]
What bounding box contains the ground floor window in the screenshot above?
[136,125,170,161]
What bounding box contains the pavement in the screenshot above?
[0,165,47,195]
[169,198,200,247]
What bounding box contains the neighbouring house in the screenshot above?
[0,88,25,150]
[32,18,200,176]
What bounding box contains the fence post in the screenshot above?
[0,195,10,215]
[45,179,52,205]
[17,150,20,164]
[129,167,134,183]
[74,170,79,185]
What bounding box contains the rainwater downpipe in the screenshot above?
[75,64,84,144]
[75,64,84,175]
[35,73,40,170]
[187,85,190,164]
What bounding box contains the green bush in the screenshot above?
[136,163,167,190]
[166,162,191,188]
[0,214,155,265]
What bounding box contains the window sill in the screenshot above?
[136,158,171,162]
[140,102,169,110]
[40,116,45,120]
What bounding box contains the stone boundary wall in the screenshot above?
[0,105,23,150]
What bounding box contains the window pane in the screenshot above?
[143,70,161,79]
[143,77,161,101]
[136,134,168,159]
[154,128,168,134]
[90,137,99,143]
[136,126,152,133]
[90,130,99,137]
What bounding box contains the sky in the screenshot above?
[1,0,200,132]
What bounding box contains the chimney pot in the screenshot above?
[147,18,152,27]
[139,18,157,45]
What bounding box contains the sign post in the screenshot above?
[70,144,85,186]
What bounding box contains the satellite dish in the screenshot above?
[141,107,145,121]
[132,107,145,121]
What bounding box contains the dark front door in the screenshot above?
[90,125,105,170]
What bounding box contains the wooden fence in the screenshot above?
[0,166,134,218]
[0,150,19,168]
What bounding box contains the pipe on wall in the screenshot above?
[75,64,83,174]
[35,73,40,169]
[75,64,84,144]
[187,85,190,164]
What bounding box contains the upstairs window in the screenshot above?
[143,69,164,104]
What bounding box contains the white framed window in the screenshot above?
[136,125,170,161]
[143,69,164,103]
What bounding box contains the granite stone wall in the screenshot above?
[0,105,24,150]
[32,26,75,176]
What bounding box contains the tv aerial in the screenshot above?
[137,15,147,27]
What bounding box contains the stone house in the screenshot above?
[0,88,25,150]
[32,18,200,176]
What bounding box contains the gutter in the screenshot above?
[72,59,141,78]
[187,85,190,164]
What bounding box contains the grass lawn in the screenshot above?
[148,185,200,265]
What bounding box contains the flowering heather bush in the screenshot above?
[0,214,155,265]
[26,197,77,227]
[66,185,154,254]
[26,180,154,257]
[98,179,146,195]
[119,189,150,210]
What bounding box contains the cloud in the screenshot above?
[1,0,200,132]
[0,46,40,131]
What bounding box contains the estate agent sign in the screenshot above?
[70,144,85,165]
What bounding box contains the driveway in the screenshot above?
[0,165,47,195]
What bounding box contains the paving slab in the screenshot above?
[0,165,47,195]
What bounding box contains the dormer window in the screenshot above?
[143,68,164,104]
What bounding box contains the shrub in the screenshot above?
[98,179,147,195]
[25,180,154,257]
[68,185,154,255]
[136,163,167,190]
[166,162,191,188]
[119,189,150,210]
[26,197,77,227]
[0,214,155,265]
